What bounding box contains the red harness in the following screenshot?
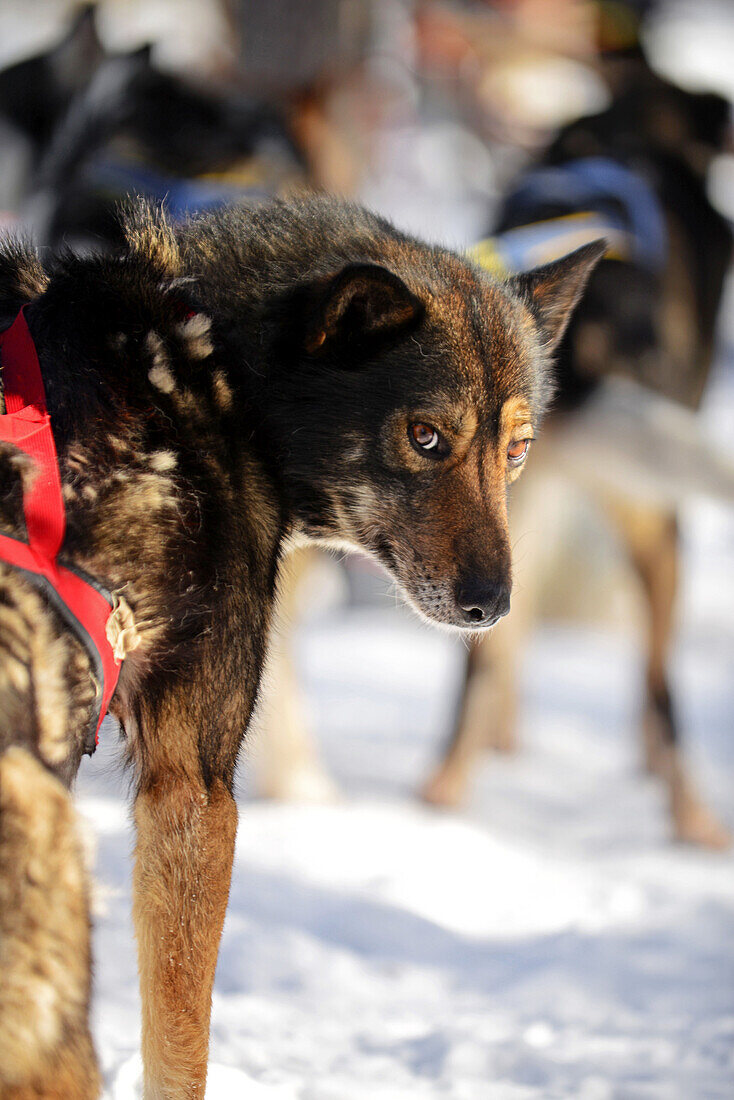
[0,307,122,745]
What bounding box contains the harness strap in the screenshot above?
[0,307,124,743]
[471,211,626,277]
[0,309,66,560]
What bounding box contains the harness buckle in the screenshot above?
[105,594,141,663]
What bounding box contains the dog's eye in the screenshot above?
[507,439,530,467]
[410,423,440,453]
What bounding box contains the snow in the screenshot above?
[75,471,734,1097]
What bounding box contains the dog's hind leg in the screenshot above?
[0,569,101,1098]
[607,497,730,850]
[131,677,241,1099]
[0,749,100,1100]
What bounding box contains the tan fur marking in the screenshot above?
[499,395,533,439]
[148,450,178,473]
[0,565,97,773]
[107,434,133,455]
[7,244,49,303]
[0,623,30,696]
[499,396,533,484]
[0,581,83,767]
[146,330,170,369]
[325,487,356,542]
[148,363,176,395]
[171,387,200,418]
[345,484,382,537]
[448,406,480,462]
[66,446,90,471]
[33,632,74,767]
[212,371,233,412]
[131,472,179,513]
[341,433,366,464]
[305,329,326,353]
[177,313,214,360]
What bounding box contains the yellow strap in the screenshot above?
[469,212,625,277]
[467,237,508,278]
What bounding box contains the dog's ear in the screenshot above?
[304,264,423,356]
[54,5,105,81]
[510,239,607,351]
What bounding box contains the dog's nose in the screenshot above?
[455,577,511,626]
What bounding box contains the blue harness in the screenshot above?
[475,157,667,275]
[83,155,273,219]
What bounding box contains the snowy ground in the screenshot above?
[78,584,734,1098]
[77,362,734,1098]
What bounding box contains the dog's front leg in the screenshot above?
[133,765,237,1099]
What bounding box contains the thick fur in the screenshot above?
[0,197,602,1097]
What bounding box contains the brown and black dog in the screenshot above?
[0,198,602,1097]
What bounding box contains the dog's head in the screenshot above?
[270,235,604,631]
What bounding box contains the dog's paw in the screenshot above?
[420,766,468,809]
[673,797,731,851]
[262,762,340,804]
